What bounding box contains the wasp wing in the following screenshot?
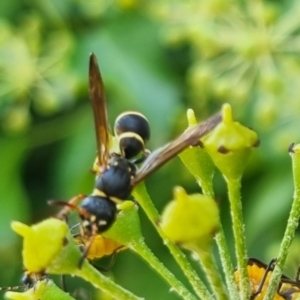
[132,112,222,185]
[89,53,110,171]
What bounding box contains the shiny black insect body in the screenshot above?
[50,53,222,267]
[114,112,151,159]
[94,154,137,200]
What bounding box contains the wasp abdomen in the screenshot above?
[80,196,117,233]
[114,112,150,158]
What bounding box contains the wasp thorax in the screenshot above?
[114,112,150,159]
[80,196,117,233]
[95,156,136,200]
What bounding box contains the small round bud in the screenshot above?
[11,218,68,273]
[160,187,220,250]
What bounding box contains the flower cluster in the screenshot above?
[0,15,79,133]
[150,0,300,153]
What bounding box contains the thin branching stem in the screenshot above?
[133,183,212,300]
[226,177,250,300]
[74,260,143,300]
[201,182,240,300]
[264,145,300,300]
[194,247,229,300]
[133,240,198,300]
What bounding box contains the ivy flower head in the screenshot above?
[0,16,78,133]
[152,0,300,153]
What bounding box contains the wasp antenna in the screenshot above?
[48,195,87,220]
[78,234,96,269]
[0,285,26,291]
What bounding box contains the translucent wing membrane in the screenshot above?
[89,53,110,171]
[132,112,222,185]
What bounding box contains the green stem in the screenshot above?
[194,247,228,300]
[133,183,212,300]
[264,145,300,300]
[198,179,215,198]
[104,201,197,300]
[201,182,240,300]
[226,177,250,300]
[133,239,198,300]
[53,227,142,300]
[215,230,240,300]
[75,260,143,300]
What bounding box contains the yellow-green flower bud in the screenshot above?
[11,218,142,300]
[187,64,213,90]
[179,109,215,191]
[11,218,69,274]
[202,103,259,180]
[11,218,84,276]
[160,186,220,251]
[2,107,31,134]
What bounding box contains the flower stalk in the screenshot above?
[179,107,240,300]
[104,201,198,300]
[132,184,212,299]
[202,104,259,299]
[226,178,250,299]
[194,247,228,300]
[263,143,300,300]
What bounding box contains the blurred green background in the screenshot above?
[1,0,300,299]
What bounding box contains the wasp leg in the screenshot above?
[60,274,68,292]
[251,258,276,299]
[91,246,124,273]
[77,221,99,269]
[48,194,86,220]
[131,149,151,165]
